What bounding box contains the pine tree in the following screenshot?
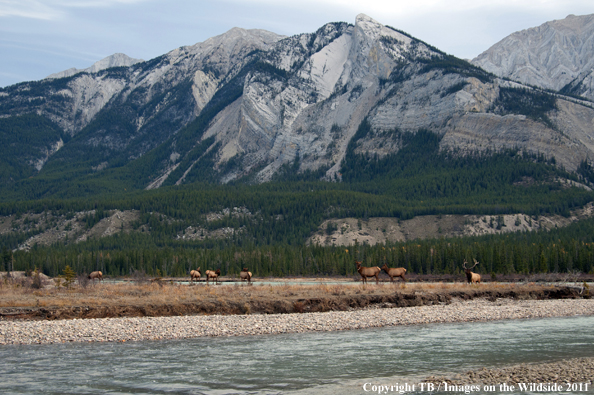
[2,246,12,274]
[62,265,76,288]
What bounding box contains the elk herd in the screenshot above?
[355,261,407,284]
[186,260,482,285]
[83,260,483,285]
[355,260,481,285]
[188,267,251,284]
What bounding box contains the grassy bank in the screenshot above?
[0,277,588,320]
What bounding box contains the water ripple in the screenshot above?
[1,316,593,394]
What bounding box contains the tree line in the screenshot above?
[5,215,594,278]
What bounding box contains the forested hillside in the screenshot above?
[5,213,594,278]
[2,127,593,277]
[0,114,66,185]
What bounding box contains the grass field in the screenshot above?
[0,272,588,320]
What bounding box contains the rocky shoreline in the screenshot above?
[424,358,594,389]
[1,298,593,346]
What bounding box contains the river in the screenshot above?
[1,316,593,394]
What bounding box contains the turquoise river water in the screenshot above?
[1,315,593,394]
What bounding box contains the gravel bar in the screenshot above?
[1,298,593,345]
[425,357,594,387]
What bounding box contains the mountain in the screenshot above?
[1,14,594,200]
[0,26,284,195]
[45,53,145,80]
[472,14,594,100]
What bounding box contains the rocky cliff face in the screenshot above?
[2,14,594,190]
[472,14,594,100]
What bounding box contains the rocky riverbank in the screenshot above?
[424,357,594,389]
[1,298,592,346]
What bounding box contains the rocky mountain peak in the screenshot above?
[46,53,144,80]
[184,27,284,56]
[347,13,430,82]
[472,13,594,96]
[553,13,594,33]
[354,13,383,38]
[162,27,285,82]
[87,53,143,73]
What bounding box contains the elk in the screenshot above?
[463,259,481,284]
[381,264,407,282]
[356,261,381,284]
[189,267,201,283]
[206,269,221,284]
[239,267,252,283]
[88,271,103,282]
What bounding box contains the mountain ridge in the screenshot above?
[1,14,594,200]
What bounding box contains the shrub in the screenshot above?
[31,268,43,289]
[77,274,90,289]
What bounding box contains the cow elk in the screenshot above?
[190,267,201,284]
[88,271,103,282]
[356,261,381,284]
[463,259,481,284]
[240,268,252,283]
[206,269,221,284]
[381,264,407,282]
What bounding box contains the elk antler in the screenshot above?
[462,259,468,269]
[471,259,479,269]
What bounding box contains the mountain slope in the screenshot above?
[472,14,594,100]
[0,28,284,185]
[189,14,594,185]
[1,15,594,199]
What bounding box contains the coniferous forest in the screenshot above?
[5,217,594,278]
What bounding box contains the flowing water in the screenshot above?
[1,316,593,394]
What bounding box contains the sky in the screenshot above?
[1,0,593,88]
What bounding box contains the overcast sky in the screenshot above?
[1,0,593,88]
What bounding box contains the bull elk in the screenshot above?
[381,264,406,282]
[240,268,252,283]
[463,259,481,284]
[88,271,103,282]
[189,267,201,283]
[356,261,381,284]
[205,269,221,284]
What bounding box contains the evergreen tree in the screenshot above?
[538,252,548,273]
[2,246,12,274]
